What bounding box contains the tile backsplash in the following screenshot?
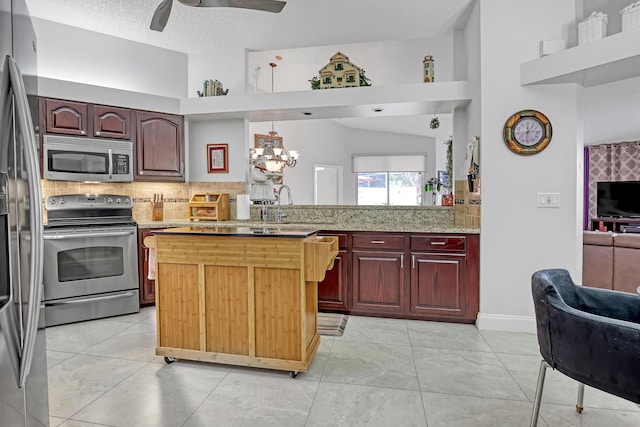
[41,180,247,222]
[42,179,480,229]
[454,176,481,228]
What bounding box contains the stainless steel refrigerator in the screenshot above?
[1,0,49,425]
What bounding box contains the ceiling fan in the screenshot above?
[151,0,287,32]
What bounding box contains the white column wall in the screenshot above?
[461,0,481,173]
[477,0,583,332]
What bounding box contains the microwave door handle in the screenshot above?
[108,148,113,180]
[7,56,45,388]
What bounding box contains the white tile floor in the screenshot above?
[46,308,640,427]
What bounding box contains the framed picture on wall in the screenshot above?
[437,170,450,188]
[254,133,283,150]
[207,144,228,173]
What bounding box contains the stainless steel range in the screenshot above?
[43,194,139,326]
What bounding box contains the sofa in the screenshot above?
[583,231,640,293]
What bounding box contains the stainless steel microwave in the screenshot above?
[42,135,133,182]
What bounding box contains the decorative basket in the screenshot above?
[621,2,640,31]
[578,12,608,44]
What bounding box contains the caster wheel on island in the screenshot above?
[289,371,299,378]
[164,356,176,364]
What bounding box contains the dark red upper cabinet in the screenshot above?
[93,105,131,139]
[44,99,88,136]
[134,110,185,182]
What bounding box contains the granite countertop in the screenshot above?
[138,219,480,234]
[151,225,318,238]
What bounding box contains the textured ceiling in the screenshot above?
[24,0,474,54]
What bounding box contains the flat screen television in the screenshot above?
[597,181,640,218]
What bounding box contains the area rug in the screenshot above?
[317,312,348,337]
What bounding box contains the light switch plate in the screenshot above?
[537,192,560,208]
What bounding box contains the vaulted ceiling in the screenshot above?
[24,0,640,144]
[25,0,474,54]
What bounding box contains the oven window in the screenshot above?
[48,150,109,174]
[57,246,124,282]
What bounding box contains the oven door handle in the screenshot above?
[45,291,137,306]
[44,230,136,240]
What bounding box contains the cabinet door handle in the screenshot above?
[412,254,415,269]
[400,254,404,269]
[371,240,385,244]
[80,130,86,135]
[430,241,446,245]
[95,131,101,136]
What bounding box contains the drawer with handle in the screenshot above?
[352,233,405,250]
[410,235,466,252]
[318,232,348,249]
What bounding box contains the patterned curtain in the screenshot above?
[587,141,640,222]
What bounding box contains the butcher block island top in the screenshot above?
[149,227,338,377]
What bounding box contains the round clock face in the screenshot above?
[513,117,544,146]
[503,110,552,155]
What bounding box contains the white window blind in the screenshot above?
[352,155,425,172]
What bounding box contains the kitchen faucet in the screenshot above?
[276,185,293,223]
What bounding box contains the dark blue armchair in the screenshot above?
[530,269,640,426]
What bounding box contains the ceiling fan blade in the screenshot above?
[183,0,286,13]
[150,0,174,32]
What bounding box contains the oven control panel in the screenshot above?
[47,194,132,210]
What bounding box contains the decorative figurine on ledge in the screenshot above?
[423,55,435,82]
[197,79,229,97]
[309,52,372,90]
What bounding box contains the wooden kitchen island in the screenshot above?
[148,226,338,377]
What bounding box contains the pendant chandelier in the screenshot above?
[249,62,299,172]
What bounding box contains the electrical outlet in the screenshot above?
[537,192,560,208]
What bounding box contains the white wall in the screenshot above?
[247,36,454,93]
[32,19,187,99]
[477,0,582,332]
[188,46,247,98]
[584,75,640,145]
[188,119,247,182]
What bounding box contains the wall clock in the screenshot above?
[503,109,552,155]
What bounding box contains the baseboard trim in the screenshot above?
[476,313,537,333]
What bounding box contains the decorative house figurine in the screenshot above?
[423,55,434,82]
[310,52,371,90]
[197,79,229,97]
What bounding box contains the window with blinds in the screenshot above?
[353,155,425,206]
